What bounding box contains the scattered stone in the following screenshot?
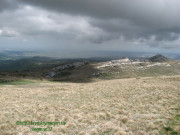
[90,72,103,77]
[97,58,143,69]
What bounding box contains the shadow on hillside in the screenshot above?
[0,64,101,84]
[50,64,101,83]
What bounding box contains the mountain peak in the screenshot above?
[149,54,169,62]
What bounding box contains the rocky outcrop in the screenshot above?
[97,58,142,68]
[111,58,130,63]
[45,62,86,77]
[90,72,103,77]
[52,62,85,71]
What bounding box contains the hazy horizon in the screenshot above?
[0,49,180,60]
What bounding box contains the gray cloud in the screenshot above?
[18,0,180,28]
[0,0,180,52]
[18,0,180,44]
[0,30,18,37]
[0,0,19,12]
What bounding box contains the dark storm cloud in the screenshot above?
[0,0,19,12]
[17,0,180,45]
[18,0,180,28]
[0,0,180,51]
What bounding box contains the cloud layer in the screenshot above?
[0,0,180,53]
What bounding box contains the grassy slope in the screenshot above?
[51,60,180,82]
[0,75,179,135]
[96,61,180,80]
[0,60,179,83]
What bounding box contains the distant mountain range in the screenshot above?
[0,54,179,83]
[0,50,29,60]
[0,50,180,60]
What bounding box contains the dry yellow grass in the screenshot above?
[0,75,179,135]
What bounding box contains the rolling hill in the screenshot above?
[0,55,180,83]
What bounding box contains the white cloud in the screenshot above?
[0,30,18,37]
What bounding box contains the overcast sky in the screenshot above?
[0,0,180,56]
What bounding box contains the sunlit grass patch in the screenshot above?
[0,79,40,85]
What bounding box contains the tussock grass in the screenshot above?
[0,75,179,134]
